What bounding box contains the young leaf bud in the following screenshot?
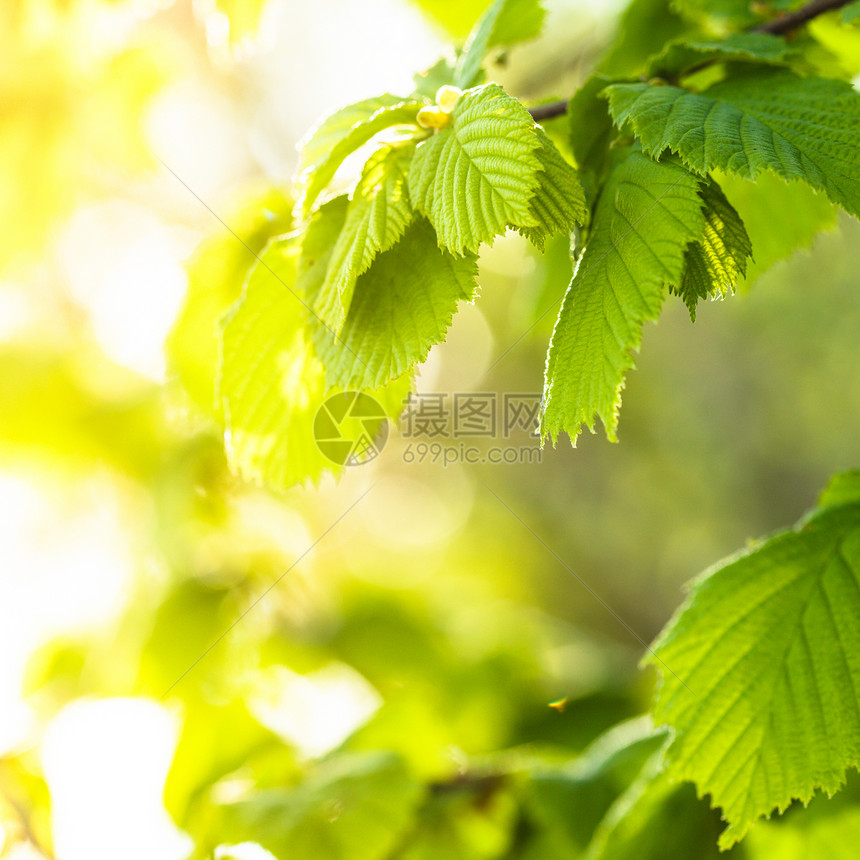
[417,105,451,129]
[435,85,463,114]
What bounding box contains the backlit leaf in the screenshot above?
[313,219,478,389]
[409,83,541,255]
[606,68,860,219]
[647,474,860,848]
[540,150,705,445]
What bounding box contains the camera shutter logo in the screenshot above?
[313,392,390,466]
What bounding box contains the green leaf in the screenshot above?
[409,82,542,255]
[518,128,587,251]
[521,717,667,856]
[844,1,860,24]
[299,96,405,177]
[296,198,477,390]
[413,57,458,100]
[313,218,478,390]
[296,97,423,217]
[218,243,333,489]
[586,761,733,860]
[456,0,546,89]
[406,0,490,40]
[605,68,860,220]
[540,150,705,445]
[567,75,619,197]
[819,471,860,508]
[218,243,409,490]
[647,33,793,78]
[596,0,690,77]
[315,144,416,332]
[296,195,350,311]
[718,171,838,287]
[646,473,860,848]
[675,178,751,320]
[213,752,422,860]
[167,189,292,415]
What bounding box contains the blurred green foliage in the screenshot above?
[2,0,860,859]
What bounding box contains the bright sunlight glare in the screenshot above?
[0,475,135,754]
[41,698,191,860]
[248,663,382,759]
[58,202,190,382]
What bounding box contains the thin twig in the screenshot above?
[755,0,854,34]
[428,772,506,797]
[527,0,856,121]
[528,99,569,121]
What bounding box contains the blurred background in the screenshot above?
[2,0,860,858]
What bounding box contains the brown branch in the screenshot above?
[527,0,856,121]
[755,0,854,33]
[528,99,570,121]
[428,771,506,797]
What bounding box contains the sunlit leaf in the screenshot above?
[315,144,416,332]
[312,218,478,389]
[647,474,860,848]
[168,189,293,414]
[606,68,860,219]
[409,83,541,255]
[218,242,409,490]
[517,128,587,252]
[675,178,751,319]
[455,0,546,89]
[297,98,423,217]
[540,150,705,445]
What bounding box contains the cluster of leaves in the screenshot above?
[542,23,860,443]
[195,0,585,490]
[168,0,860,852]
[182,0,860,495]
[544,2,860,844]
